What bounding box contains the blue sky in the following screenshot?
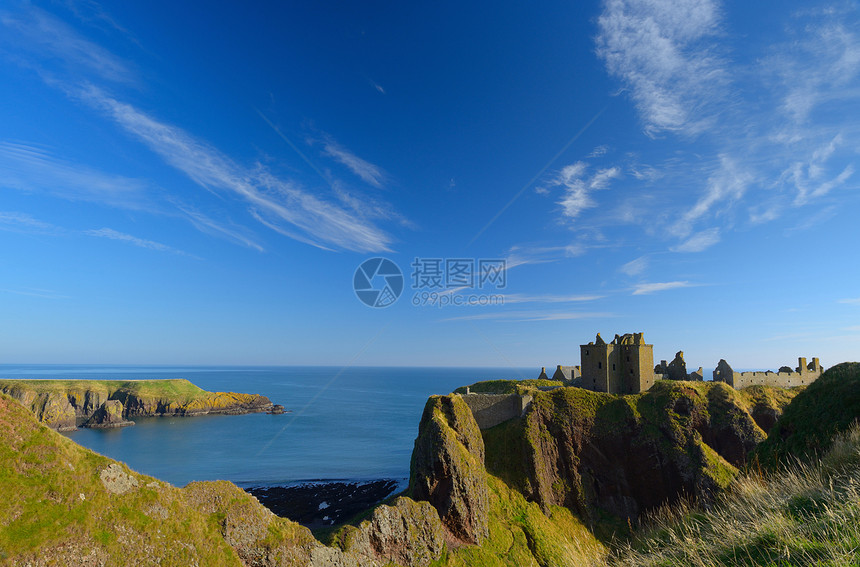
[1,0,859,371]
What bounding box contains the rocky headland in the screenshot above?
[3,364,860,565]
[0,378,274,431]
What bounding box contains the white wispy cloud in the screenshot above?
[320,136,387,188]
[588,145,609,158]
[671,227,720,253]
[0,5,132,83]
[0,211,194,257]
[506,243,588,270]
[368,79,386,94]
[441,310,614,322]
[587,3,860,258]
[0,141,152,210]
[672,155,752,238]
[839,298,860,305]
[595,0,726,136]
[2,5,400,254]
[84,227,191,255]
[61,0,136,39]
[173,203,265,252]
[75,86,395,252]
[542,162,621,220]
[0,211,61,234]
[767,15,860,124]
[620,256,648,276]
[632,281,693,295]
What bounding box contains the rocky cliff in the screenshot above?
[478,380,798,525]
[0,392,451,567]
[0,378,273,430]
[0,376,806,567]
[410,394,490,545]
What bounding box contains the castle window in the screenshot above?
[585,349,589,355]
[627,356,630,362]
[630,369,634,374]
[598,362,602,369]
[612,364,616,371]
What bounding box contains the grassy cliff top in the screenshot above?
[0,378,210,402]
[0,392,241,564]
[0,392,328,565]
[755,362,860,467]
[454,378,563,395]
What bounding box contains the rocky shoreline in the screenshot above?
[0,378,276,430]
[244,479,402,529]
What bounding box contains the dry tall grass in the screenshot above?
[608,425,860,566]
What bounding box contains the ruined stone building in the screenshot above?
[580,332,655,394]
[655,351,704,381]
[713,357,822,389]
[538,332,823,393]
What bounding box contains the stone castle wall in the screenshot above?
[713,357,822,389]
[728,371,814,389]
[460,393,533,430]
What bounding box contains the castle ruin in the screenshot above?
[580,332,654,394]
[539,331,824,393]
[713,357,822,389]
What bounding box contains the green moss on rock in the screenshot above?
[410,395,490,545]
[482,380,773,530]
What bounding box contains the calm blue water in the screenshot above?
[0,365,531,487]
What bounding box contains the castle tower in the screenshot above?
[581,332,654,394]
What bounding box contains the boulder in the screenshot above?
[344,497,446,566]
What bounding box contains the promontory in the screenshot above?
[0,378,274,431]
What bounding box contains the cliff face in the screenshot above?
[0,392,425,567]
[410,394,490,545]
[481,380,797,524]
[0,379,273,430]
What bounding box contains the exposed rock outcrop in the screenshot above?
[183,480,374,567]
[99,463,140,495]
[340,497,446,567]
[410,394,489,545]
[2,389,78,431]
[482,380,798,524]
[0,379,273,430]
[85,400,134,428]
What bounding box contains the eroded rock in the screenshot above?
[85,400,134,429]
[344,497,445,566]
[410,394,489,545]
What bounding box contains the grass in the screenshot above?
[0,378,211,403]
[454,379,563,395]
[608,424,860,566]
[756,362,860,467]
[430,475,607,567]
[0,392,322,565]
[0,392,244,565]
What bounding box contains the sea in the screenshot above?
[0,365,532,489]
